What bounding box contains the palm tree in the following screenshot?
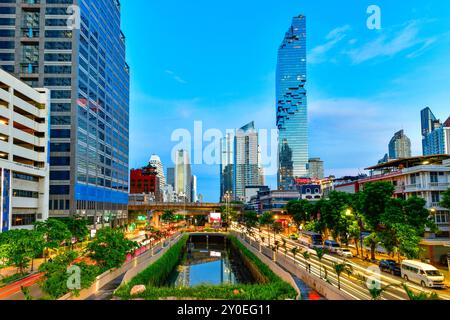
[302,251,311,273]
[282,239,288,260]
[315,248,327,279]
[367,282,398,300]
[333,261,353,290]
[402,284,440,300]
[290,247,300,266]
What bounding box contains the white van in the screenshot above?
[401,260,445,289]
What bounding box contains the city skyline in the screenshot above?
[124,0,450,202]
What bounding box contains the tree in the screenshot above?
[259,212,274,246]
[402,284,440,300]
[0,229,44,273]
[161,210,175,228]
[39,251,99,299]
[333,262,353,290]
[302,251,311,273]
[242,211,258,234]
[290,247,300,266]
[286,200,311,230]
[34,219,72,260]
[357,182,395,260]
[440,188,450,210]
[367,282,397,300]
[315,248,327,278]
[86,227,138,271]
[61,216,89,247]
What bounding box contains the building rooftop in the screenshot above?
[365,154,450,171]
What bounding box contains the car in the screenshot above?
[337,248,353,258]
[289,234,299,240]
[324,240,341,253]
[379,259,401,276]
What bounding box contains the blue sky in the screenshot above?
[121,0,450,202]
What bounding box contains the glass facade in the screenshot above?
[421,108,450,155]
[276,15,309,190]
[0,0,130,225]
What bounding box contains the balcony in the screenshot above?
[21,28,40,39]
[428,182,450,190]
[20,63,39,76]
[404,184,422,192]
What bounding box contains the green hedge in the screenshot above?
[115,234,297,300]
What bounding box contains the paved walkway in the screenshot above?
[86,273,126,301]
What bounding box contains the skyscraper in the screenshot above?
[276,15,309,190]
[0,0,130,226]
[166,167,175,189]
[233,122,260,202]
[149,154,166,192]
[191,175,197,203]
[174,150,192,202]
[308,158,324,180]
[421,108,450,155]
[388,130,411,159]
[220,133,234,201]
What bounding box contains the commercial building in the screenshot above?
[149,154,166,192]
[421,107,450,156]
[129,164,160,201]
[220,133,234,202]
[277,15,309,190]
[174,149,192,202]
[389,130,412,159]
[166,167,175,189]
[0,69,49,232]
[308,158,324,179]
[0,0,130,227]
[191,174,197,203]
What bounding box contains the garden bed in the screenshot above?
[114,234,297,300]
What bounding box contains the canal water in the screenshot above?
[167,235,257,287]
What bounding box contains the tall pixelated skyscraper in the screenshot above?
[276,15,309,190]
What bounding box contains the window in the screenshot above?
[12,214,36,227]
[50,185,70,195]
[430,172,438,183]
[13,189,39,198]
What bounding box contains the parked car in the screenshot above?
[379,260,401,276]
[337,248,353,258]
[324,240,341,253]
[289,234,299,240]
[401,260,446,289]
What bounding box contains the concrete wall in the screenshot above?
[58,234,183,300]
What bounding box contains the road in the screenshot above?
[0,273,44,300]
[235,225,450,300]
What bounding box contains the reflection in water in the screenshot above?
[168,236,256,287]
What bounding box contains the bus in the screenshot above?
[298,231,324,249]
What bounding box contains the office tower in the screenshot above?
[0,69,49,232]
[276,15,309,190]
[220,133,234,201]
[308,158,324,180]
[166,167,175,189]
[0,0,130,227]
[421,108,450,155]
[129,164,159,200]
[174,149,192,202]
[388,130,411,159]
[258,145,265,185]
[149,154,166,192]
[191,174,197,203]
[233,122,260,202]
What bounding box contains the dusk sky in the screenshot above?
[122,0,450,202]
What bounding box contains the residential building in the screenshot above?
[389,130,412,159]
[277,15,309,190]
[308,158,324,179]
[174,149,192,202]
[233,122,260,202]
[0,69,49,232]
[421,108,450,156]
[0,0,130,227]
[149,154,166,192]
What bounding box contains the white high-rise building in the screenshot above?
[175,150,192,202]
[191,175,198,203]
[233,122,260,202]
[0,69,49,232]
[149,154,166,191]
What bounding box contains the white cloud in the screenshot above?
[346,20,436,64]
[308,25,351,64]
[165,69,188,84]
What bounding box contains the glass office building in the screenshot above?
[0,0,130,226]
[276,15,309,190]
[421,108,450,156]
